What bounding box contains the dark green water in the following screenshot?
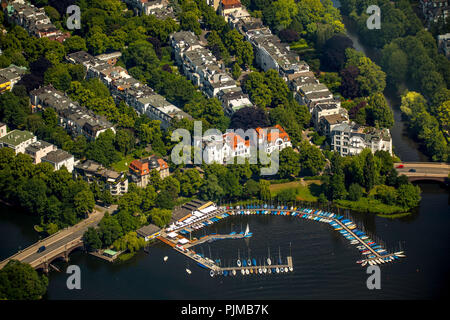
[1,182,449,299]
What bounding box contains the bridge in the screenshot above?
[395,162,449,183]
[0,206,108,273]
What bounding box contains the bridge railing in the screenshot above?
[0,229,67,267]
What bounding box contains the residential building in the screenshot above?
[129,155,169,188]
[330,123,393,156]
[219,0,245,17]
[30,85,115,140]
[0,129,36,154]
[311,102,347,133]
[67,51,191,129]
[202,131,251,164]
[0,65,27,93]
[420,0,449,26]
[41,149,75,173]
[4,0,69,42]
[207,0,221,11]
[217,87,253,116]
[0,122,6,138]
[25,140,57,164]
[438,33,450,57]
[73,160,129,196]
[122,0,175,19]
[136,224,161,241]
[95,52,122,66]
[256,125,292,154]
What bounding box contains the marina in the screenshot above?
[156,203,406,277]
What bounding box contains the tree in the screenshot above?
[74,189,95,217]
[148,208,172,228]
[321,34,354,71]
[244,179,260,198]
[366,93,394,128]
[199,174,224,202]
[395,183,421,209]
[98,213,123,247]
[259,179,272,200]
[347,183,363,201]
[276,188,297,202]
[272,0,298,29]
[180,11,201,35]
[64,35,87,53]
[0,260,48,300]
[230,106,270,130]
[339,65,360,99]
[298,141,326,176]
[83,227,102,251]
[278,147,300,179]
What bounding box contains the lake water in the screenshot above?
[0,2,448,300]
[1,181,449,300]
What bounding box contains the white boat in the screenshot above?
[186,268,192,274]
[394,251,404,255]
[245,269,249,275]
[232,270,236,276]
[210,270,214,277]
[241,269,245,275]
[258,268,262,274]
[361,261,367,267]
[289,266,293,272]
[163,256,168,262]
[263,267,267,273]
[237,260,241,267]
[284,267,288,272]
[276,267,280,273]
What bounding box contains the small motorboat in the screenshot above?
[241,269,245,275]
[210,270,214,277]
[186,268,192,275]
[163,256,168,262]
[232,270,236,276]
[245,269,249,275]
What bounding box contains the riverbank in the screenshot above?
[334,198,410,215]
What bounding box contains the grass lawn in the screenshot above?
[334,198,408,215]
[111,154,137,173]
[270,180,322,202]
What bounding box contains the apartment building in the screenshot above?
[330,123,393,156]
[74,160,129,196]
[30,85,115,140]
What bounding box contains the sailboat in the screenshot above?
[244,223,252,238]
[267,247,272,266]
[237,249,241,267]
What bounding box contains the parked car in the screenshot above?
[409,168,416,172]
[396,164,404,168]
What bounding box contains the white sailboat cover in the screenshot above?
[200,205,217,214]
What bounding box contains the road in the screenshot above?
[395,162,449,176]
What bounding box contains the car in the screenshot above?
[409,168,416,172]
[396,164,404,169]
[37,245,46,253]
